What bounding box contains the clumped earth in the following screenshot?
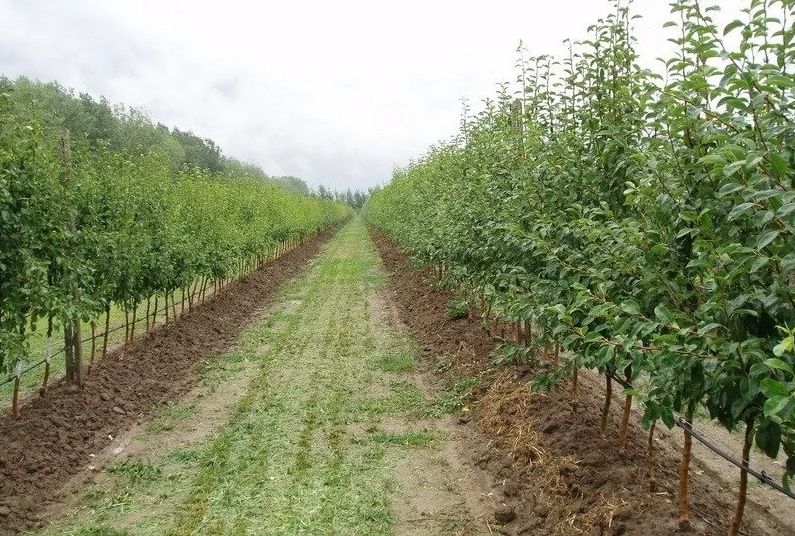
[0,226,338,535]
[370,228,793,536]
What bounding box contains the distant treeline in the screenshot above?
[316,185,369,210]
[0,76,366,203]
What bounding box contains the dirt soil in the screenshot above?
[370,228,794,536]
[0,226,339,535]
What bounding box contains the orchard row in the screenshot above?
[365,0,795,532]
[0,91,348,384]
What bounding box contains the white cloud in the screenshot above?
[0,0,743,190]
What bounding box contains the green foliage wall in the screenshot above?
[0,86,349,378]
[365,0,795,490]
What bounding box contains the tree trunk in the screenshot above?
[728,417,755,536]
[89,320,96,368]
[102,304,110,359]
[618,393,633,448]
[677,401,696,529]
[130,301,138,341]
[647,420,657,490]
[63,323,76,383]
[124,308,130,342]
[600,374,612,433]
[40,315,54,396]
[59,127,82,387]
[146,297,151,331]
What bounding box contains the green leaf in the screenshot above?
[763,396,791,419]
[699,154,726,166]
[723,19,745,35]
[621,300,641,316]
[654,304,673,325]
[760,378,790,398]
[769,153,789,179]
[727,202,756,221]
[756,230,780,250]
[755,421,782,458]
[697,323,722,336]
[764,358,794,373]
[773,337,794,357]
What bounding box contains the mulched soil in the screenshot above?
[0,226,340,535]
[370,228,792,536]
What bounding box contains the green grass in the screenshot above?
[37,217,438,536]
[144,403,196,432]
[374,350,415,373]
[106,459,162,486]
[427,377,479,417]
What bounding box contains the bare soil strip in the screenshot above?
[370,228,794,536]
[0,225,339,535]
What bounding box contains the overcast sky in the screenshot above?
[0,0,743,190]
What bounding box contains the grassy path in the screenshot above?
[36,218,490,536]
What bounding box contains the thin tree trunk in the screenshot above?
[41,315,54,396]
[164,293,169,324]
[102,304,110,359]
[600,374,612,433]
[647,420,657,490]
[171,290,177,319]
[89,320,96,368]
[130,301,138,341]
[63,323,75,382]
[618,393,633,448]
[59,127,82,387]
[124,308,130,342]
[678,401,696,529]
[12,376,20,418]
[728,417,755,536]
[146,297,151,331]
[152,296,159,327]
